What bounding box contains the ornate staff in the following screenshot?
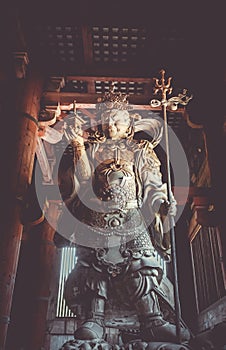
[151,69,192,344]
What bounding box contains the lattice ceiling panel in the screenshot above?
[94,80,145,94]
[62,80,88,93]
[27,19,187,74]
[92,26,147,63]
[35,25,84,64]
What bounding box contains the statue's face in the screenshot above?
[101,109,131,140]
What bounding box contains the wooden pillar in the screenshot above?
[26,202,60,349]
[0,68,44,349]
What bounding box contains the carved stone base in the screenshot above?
[60,339,191,350]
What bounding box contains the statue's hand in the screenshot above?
[73,134,84,146]
[64,125,84,145]
[159,200,177,217]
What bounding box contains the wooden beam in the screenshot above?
[65,75,153,83]
[26,203,59,349]
[81,25,93,66]
[43,91,153,105]
[0,71,44,349]
[44,97,185,116]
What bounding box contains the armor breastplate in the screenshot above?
[93,140,138,211]
[80,140,141,232]
[94,161,137,211]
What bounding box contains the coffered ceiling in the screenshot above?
[3,1,224,127]
[11,2,200,79]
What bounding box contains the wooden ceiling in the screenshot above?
[12,2,200,79]
[16,3,196,108]
[3,2,224,126]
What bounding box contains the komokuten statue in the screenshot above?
[57,86,191,350]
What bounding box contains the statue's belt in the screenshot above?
[82,207,143,231]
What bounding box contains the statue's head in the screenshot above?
[101,109,132,140]
[96,83,134,140]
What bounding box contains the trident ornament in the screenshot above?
[150,70,192,344]
[153,69,173,102]
[151,69,192,111]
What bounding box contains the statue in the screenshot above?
[56,86,191,349]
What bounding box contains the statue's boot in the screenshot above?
[136,292,190,343]
[74,297,105,340]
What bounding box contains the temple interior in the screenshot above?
[0,2,225,350]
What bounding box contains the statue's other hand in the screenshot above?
[159,200,177,217]
[64,125,84,145]
[73,134,84,146]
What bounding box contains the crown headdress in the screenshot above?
[96,83,132,114]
